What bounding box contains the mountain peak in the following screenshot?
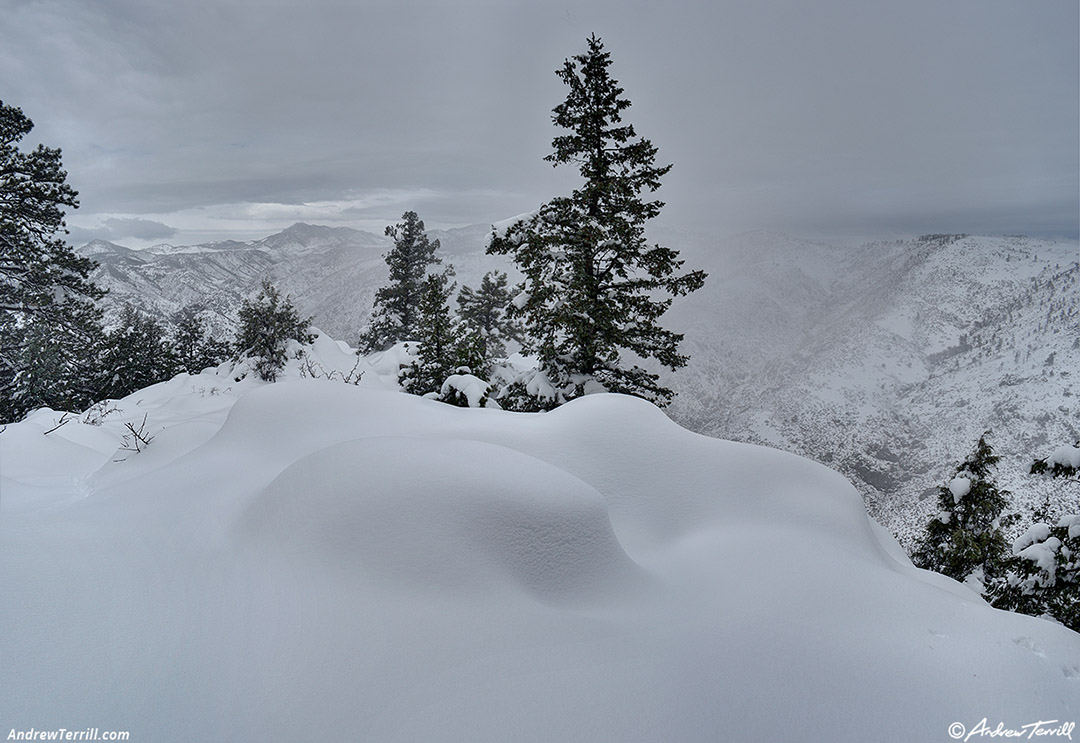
[78,239,135,256]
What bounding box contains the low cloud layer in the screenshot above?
[3,0,1076,246]
[68,217,178,246]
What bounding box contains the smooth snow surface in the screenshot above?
[2,358,1078,741]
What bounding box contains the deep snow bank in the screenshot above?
[1,374,1078,742]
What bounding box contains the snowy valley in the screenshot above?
[79,226,1080,545]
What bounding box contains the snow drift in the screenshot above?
[1,348,1077,742]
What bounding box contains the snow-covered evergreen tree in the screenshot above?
[4,315,98,415]
[488,35,705,408]
[235,279,314,382]
[94,305,179,401]
[913,434,1012,592]
[360,211,441,352]
[398,269,459,397]
[1030,443,1080,480]
[995,517,1079,633]
[455,270,520,376]
[171,306,230,375]
[1,101,104,421]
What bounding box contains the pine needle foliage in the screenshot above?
[361,210,441,352]
[488,35,705,407]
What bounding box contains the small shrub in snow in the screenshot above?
[493,367,561,412]
[438,371,494,408]
[117,413,155,456]
[299,356,364,385]
[234,280,315,382]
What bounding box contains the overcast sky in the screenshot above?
[2,0,1077,248]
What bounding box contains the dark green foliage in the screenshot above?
[1030,444,1080,479]
[360,211,441,352]
[94,305,179,400]
[488,35,705,408]
[171,306,231,375]
[3,314,99,417]
[495,374,560,413]
[0,101,105,421]
[235,279,314,382]
[995,517,1080,633]
[913,435,1011,587]
[455,270,520,376]
[399,269,460,397]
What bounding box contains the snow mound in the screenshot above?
[2,373,1078,742]
[240,436,647,601]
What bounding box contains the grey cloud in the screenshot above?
[4,0,1076,242]
[68,218,178,246]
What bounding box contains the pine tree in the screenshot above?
[913,434,1012,590]
[488,35,705,407]
[360,210,442,352]
[235,279,314,382]
[399,268,460,397]
[455,270,520,376]
[171,306,231,375]
[94,305,179,400]
[995,517,1079,633]
[1,101,105,421]
[4,315,99,416]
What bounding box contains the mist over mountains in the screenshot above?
[77,224,1079,542]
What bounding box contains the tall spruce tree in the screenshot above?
[913,434,1012,590]
[456,270,520,375]
[488,35,705,407]
[360,210,441,352]
[1,101,104,421]
[399,268,459,397]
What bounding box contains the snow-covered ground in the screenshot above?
[2,335,1078,742]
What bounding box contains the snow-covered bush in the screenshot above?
[996,516,1080,633]
[1030,443,1080,479]
[234,279,314,382]
[438,370,494,408]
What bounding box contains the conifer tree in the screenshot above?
[488,35,705,407]
[94,305,179,400]
[1,101,104,420]
[4,315,99,416]
[913,434,1012,590]
[399,268,459,397]
[171,306,231,375]
[995,517,1079,633]
[235,279,314,382]
[360,210,441,352]
[455,270,520,376]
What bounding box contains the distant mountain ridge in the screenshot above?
[77,225,1079,543]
